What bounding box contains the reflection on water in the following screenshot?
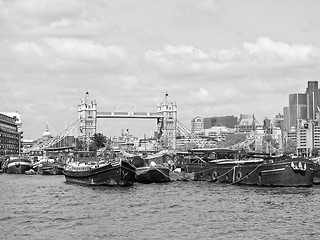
[1,174,320,240]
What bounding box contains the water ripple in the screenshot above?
[1,174,320,239]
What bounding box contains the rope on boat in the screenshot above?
[122,164,137,175]
[147,166,193,181]
[169,169,192,181]
[209,165,238,182]
[136,161,265,183]
[153,166,173,181]
[187,165,223,175]
[184,164,239,181]
[230,163,265,185]
[186,161,265,184]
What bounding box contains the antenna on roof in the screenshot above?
[164,91,168,105]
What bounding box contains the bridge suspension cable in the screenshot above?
[176,120,197,139]
[27,119,79,152]
[43,119,79,150]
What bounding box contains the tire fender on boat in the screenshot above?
[291,162,295,169]
[291,162,299,170]
[298,162,303,170]
[298,162,307,171]
[212,171,218,180]
[236,171,242,181]
[303,163,307,171]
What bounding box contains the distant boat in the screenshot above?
[37,162,64,175]
[63,151,136,187]
[185,148,314,187]
[33,155,64,175]
[6,156,33,174]
[0,156,7,173]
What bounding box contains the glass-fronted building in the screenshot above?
[0,113,19,155]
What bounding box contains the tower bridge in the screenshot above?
[78,92,178,149]
[27,92,196,152]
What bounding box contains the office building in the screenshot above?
[305,81,320,120]
[289,93,308,128]
[273,113,284,131]
[203,116,237,129]
[284,81,320,132]
[296,119,313,156]
[263,117,272,134]
[236,114,255,133]
[296,119,320,157]
[283,107,290,132]
[0,113,19,155]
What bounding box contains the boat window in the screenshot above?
[207,153,216,160]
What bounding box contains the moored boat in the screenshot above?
[310,157,320,185]
[0,156,8,173]
[135,162,171,184]
[37,162,64,175]
[34,156,64,175]
[185,149,314,187]
[6,156,33,174]
[63,151,136,186]
[131,151,172,183]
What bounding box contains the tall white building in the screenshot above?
[78,92,97,150]
[296,119,320,157]
[157,93,177,150]
[191,116,203,135]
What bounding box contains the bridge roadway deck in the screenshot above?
[96,111,164,119]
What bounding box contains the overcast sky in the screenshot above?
[1,0,320,139]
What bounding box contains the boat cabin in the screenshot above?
[176,148,238,171]
[188,148,239,161]
[72,151,98,164]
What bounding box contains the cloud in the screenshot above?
[0,0,111,38]
[13,41,46,56]
[144,45,209,66]
[8,38,129,74]
[242,37,319,64]
[2,0,87,23]
[144,37,320,78]
[189,88,211,103]
[197,0,221,15]
[44,38,126,61]
[2,28,320,138]
[175,0,221,18]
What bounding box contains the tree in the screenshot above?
[312,147,319,157]
[263,134,279,153]
[90,133,107,151]
[283,138,297,155]
[218,133,247,148]
[75,138,85,151]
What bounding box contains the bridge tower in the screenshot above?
[157,93,177,150]
[78,92,97,150]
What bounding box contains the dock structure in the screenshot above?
[78,92,178,150]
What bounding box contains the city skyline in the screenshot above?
[1,0,320,139]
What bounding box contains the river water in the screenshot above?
[1,174,320,240]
